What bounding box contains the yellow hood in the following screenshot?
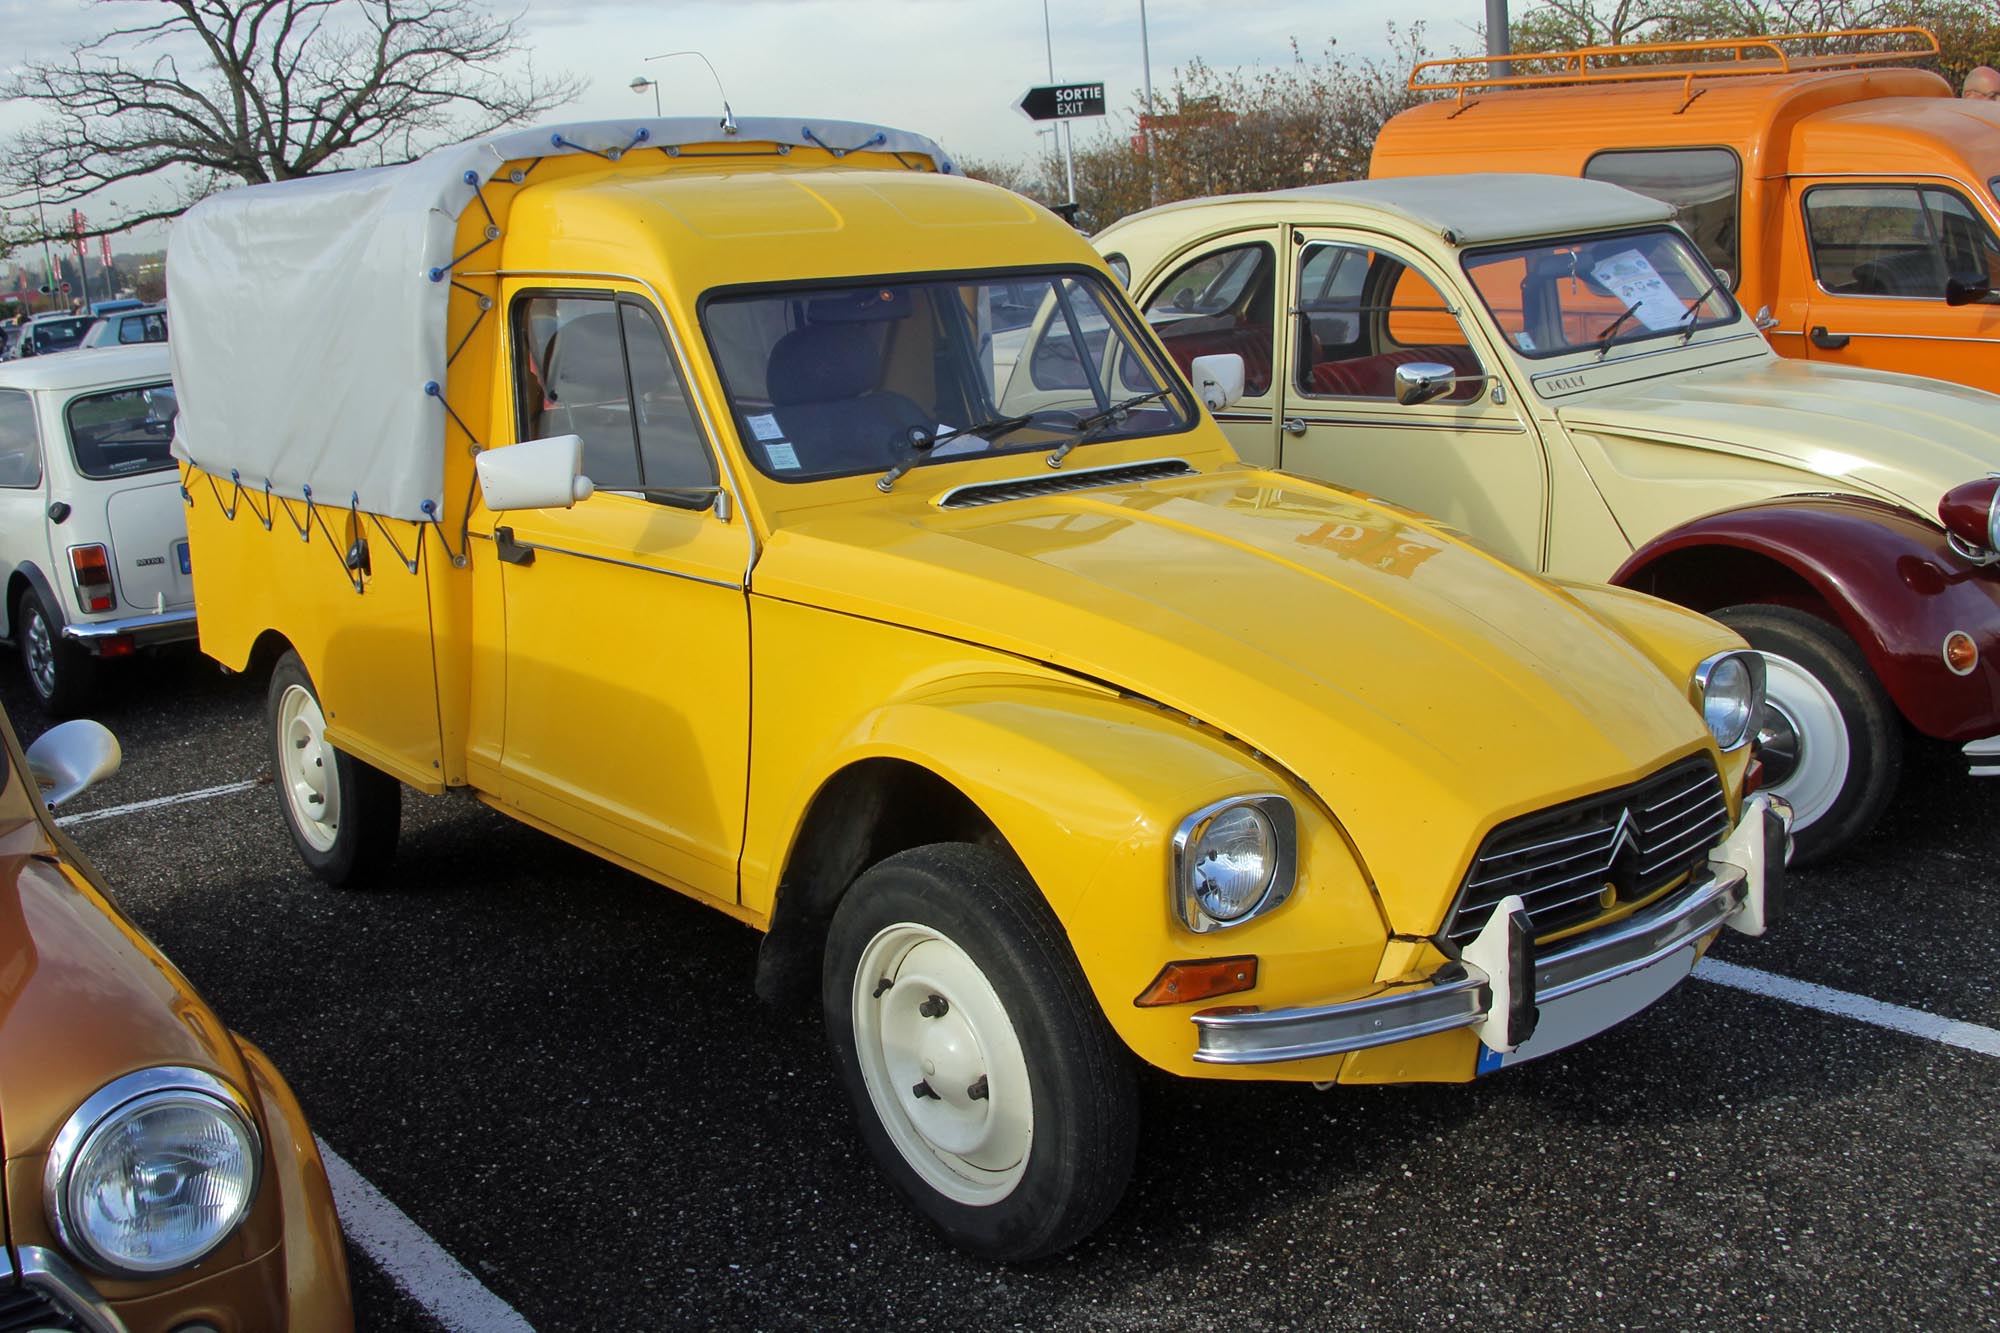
[1558,357,2000,515]
[751,468,1716,932]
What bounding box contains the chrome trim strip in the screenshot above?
[1191,860,1746,1065]
[16,1246,129,1333]
[933,457,1194,509]
[1782,327,1999,345]
[1966,734,2000,776]
[45,1065,263,1280]
[464,268,759,582]
[1292,416,1525,435]
[504,539,744,590]
[59,607,198,644]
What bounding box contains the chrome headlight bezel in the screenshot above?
[1171,794,1298,932]
[1694,649,1766,752]
[44,1066,263,1279]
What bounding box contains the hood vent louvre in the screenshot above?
[936,458,1196,510]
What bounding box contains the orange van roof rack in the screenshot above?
[1408,27,1941,109]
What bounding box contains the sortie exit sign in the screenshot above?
[1016,82,1107,122]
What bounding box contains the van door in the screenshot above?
[1277,231,1549,571]
[492,286,751,907]
[1795,179,2000,391]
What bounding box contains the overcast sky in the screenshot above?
[0,0,1484,248]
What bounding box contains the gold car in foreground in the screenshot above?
[0,712,351,1331]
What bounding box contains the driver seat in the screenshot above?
[765,324,933,473]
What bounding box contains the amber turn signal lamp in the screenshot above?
[1134,955,1258,1007]
[1938,477,2000,557]
[1944,631,1979,677]
[68,544,115,613]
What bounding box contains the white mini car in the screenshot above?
[0,344,195,713]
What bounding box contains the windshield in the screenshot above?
[67,382,177,479]
[1461,228,1737,360]
[702,270,1195,483]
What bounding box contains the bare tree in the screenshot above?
[4,0,583,237]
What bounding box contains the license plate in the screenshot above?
[1477,943,1699,1074]
[176,541,191,575]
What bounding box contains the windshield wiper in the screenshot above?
[1677,279,1722,342]
[1592,301,1644,360]
[1045,390,1175,468]
[876,414,1045,493]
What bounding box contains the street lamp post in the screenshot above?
[629,75,661,117]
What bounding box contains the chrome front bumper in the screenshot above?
[61,607,197,652]
[1967,736,2000,778]
[1192,793,1791,1067]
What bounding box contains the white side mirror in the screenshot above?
[476,435,596,512]
[1189,353,1246,411]
[26,719,121,809]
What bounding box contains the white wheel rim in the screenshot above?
[277,682,341,852]
[1756,651,1850,832]
[851,922,1033,1207]
[22,607,55,699]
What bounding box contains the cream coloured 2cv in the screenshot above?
[0,345,195,716]
[170,120,1787,1258]
[1099,173,2000,862]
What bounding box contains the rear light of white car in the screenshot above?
[68,544,115,613]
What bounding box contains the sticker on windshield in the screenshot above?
[764,441,800,470]
[1589,249,1684,332]
[746,413,785,441]
[1515,331,1536,351]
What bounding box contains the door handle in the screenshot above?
[494,526,535,566]
[1809,325,1850,350]
[1282,417,1308,437]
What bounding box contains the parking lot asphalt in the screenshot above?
[11,648,1997,1332]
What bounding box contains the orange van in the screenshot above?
[1370,29,2000,393]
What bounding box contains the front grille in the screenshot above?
[1444,755,1730,947]
[936,458,1194,509]
[0,1282,89,1333]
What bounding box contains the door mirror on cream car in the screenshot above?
[476,434,596,512]
[25,719,121,808]
[1189,353,1246,410]
[1394,361,1467,407]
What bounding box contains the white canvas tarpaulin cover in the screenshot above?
[168,117,956,521]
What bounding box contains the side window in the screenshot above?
[1586,149,1740,281]
[1927,188,2000,287]
[620,303,717,492]
[1140,242,1277,397]
[513,293,715,498]
[1802,185,2000,299]
[1295,243,1484,402]
[0,391,41,488]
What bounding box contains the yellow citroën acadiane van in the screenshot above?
[168,117,1788,1258]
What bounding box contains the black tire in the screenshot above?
[266,650,401,885]
[823,843,1137,1261]
[15,586,98,719]
[1713,604,1901,864]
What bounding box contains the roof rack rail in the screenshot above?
[1408,26,1940,106]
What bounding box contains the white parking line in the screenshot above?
[1695,957,2000,1058]
[55,778,260,827]
[318,1139,538,1333]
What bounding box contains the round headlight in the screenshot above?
[1173,795,1297,930]
[47,1069,261,1278]
[1192,804,1276,921]
[1695,650,1764,751]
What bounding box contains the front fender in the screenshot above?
[769,675,1395,1081]
[1613,495,2000,741]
